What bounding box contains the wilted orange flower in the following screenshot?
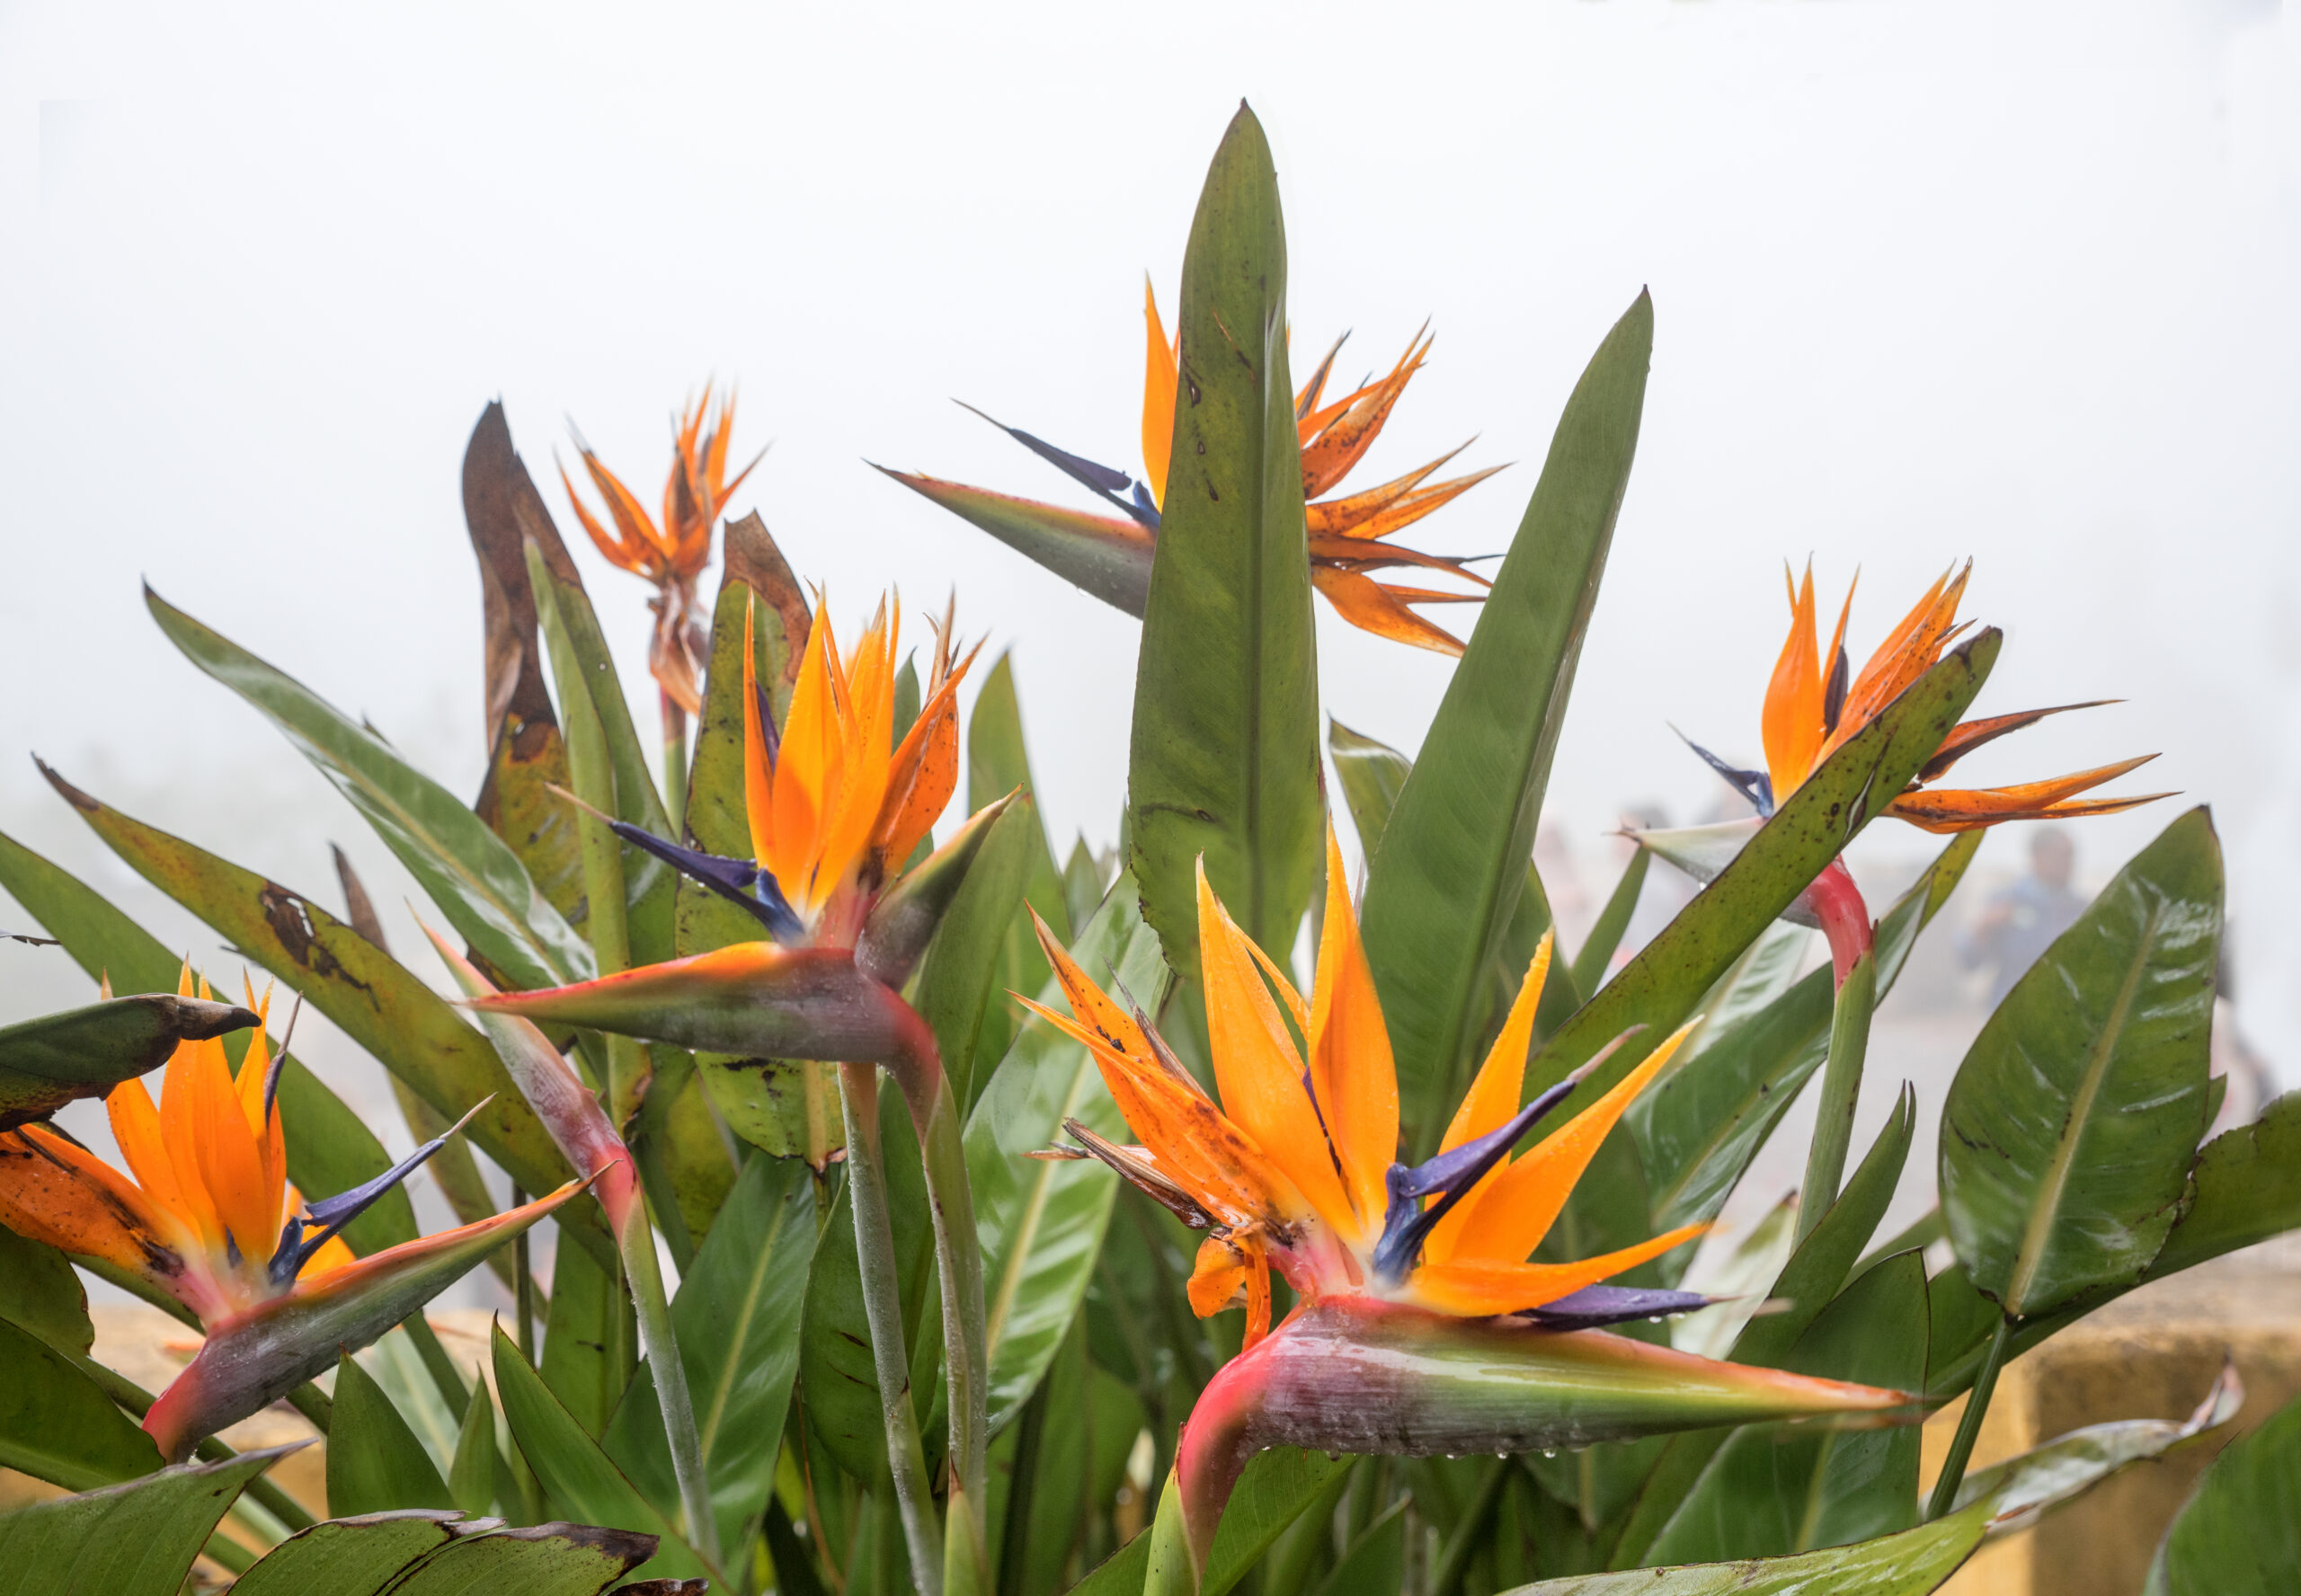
[559,385,762,715]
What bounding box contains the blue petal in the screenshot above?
[1522,1285,1712,1330]
[957,401,1159,530]
[1675,729,1775,817]
[605,820,804,943]
[1369,1074,1583,1286]
[268,1099,491,1285]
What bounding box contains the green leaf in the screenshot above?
[0,1446,292,1596]
[1647,1253,1927,1565]
[0,1316,165,1491]
[1959,1361,2241,1531]
[914,802,1037,1113]
[31,771,603,1265]
[1942,807,2220,1317]
[0,829,417,1256]
[2147,1388,2301,1595]
[970,875,1172,1432]
[1526,632,1997,1114]
[227,1512,459,1596]
[968,652,1072,1079]
[0,1228,93,1357]
[607,1150,822,1556]
[679,516,838,1166]
[378,1522,662,1596]
[1063,836,1110,935]
[798,1083,935,1483]
[146,585,595,990]
[880,473,1156,616]
[491,1322,707,1585]
[542,1233,635,1440]
[2154,1089,2301,1277]
[449,1381,503,1518]
[1570,848,1652,1000]
[1328,717,1410,855]
[1313,1499,1406,1596]
[0,994,254,1129]
[1360,291,1652,1150]
[328,1353,452,1516]
[1126,104,1322,978]
[1497,1507,1985,1595]
[1204,1450,1356,1596]
[1615,1090,1915,1568]
[1633,833,1979,1237]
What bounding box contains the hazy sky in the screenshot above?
[4,0,2297,1143]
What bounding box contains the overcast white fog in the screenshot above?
[3,2,2297,1284]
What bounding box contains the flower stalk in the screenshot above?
[1928,1313,2013,1521]
[1799,858,1877,1240]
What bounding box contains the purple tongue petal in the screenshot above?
[955,401,1160,529]
[1369,1076,1583,1285]
[269,1098,491,1285]
[1673,728,1775,817]
[603,819,804,942]
[1522,1285,1713,1330]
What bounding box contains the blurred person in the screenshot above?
[1959,825,2084,1007]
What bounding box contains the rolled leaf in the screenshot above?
[143,1180,587,1460]
[1127,104,1324,977]
[0,994,255,1130]
[1359,291,1652,1150]
[1942,807,2219,1317]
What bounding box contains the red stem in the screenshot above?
[1805,857,1874,989]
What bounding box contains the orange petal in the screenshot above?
[556,462,645,575]
[1761,563,1823,798]
[871,645,975,870]
[1310,568,1467,656]
[155,1024,228,1254]
[1293,332,1348,427]
[769,601,845,909]
[741,594,778,866]
[1447,1020,1700,1266]
[579,446,675,570]
[1305,820,1398,1238]
[1826,563,1971,759]
[1303,446,1461,537]
[1408,1222,1710,1316]
[1187,1235,1248,1317]
[1422,935,1552,1267]
[817,597,897,892]
[0,1126,204,1312]
[1142,278,1177,509]
[1886,757,2170,834]
[1300,328,1431,500]
[1917,701,2119,785]
[189,1025,277,1265]
[1197,863,1356,1238]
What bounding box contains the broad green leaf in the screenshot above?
[881,473,1156,616]
[0,1446,289,1596]
[970,875,1172,1432]
[379,1522,661,1596]
[147,587,595,990]
[0,1228,93,1357]
[2153,1088,2301,1278]
[1617,1090,1915,1567]
[228,1512,459,1596]
[1204,1450,1356,1596]
[32,773,604,1265]
[1499,1507,1985,1595]
[969,651,1071,1076]
[1126,105,1322,977]
[1633,833,1978,1237]
[1670,1193,1799,1361]
[1942,808,2219,1317]
[458,405,676,956]
[1314,1500,1406,1596]
[491,1322,707,1585]
[1647,1253,1926,1565]
[0,829,416,1256]
[1360,291,1652,1150]
[2147,1387,2301,1596]
[1570,847,1652,999]
[328,1353,451,1516]
[1526,632,1997,1115]
[1063,836,1110,935]
[915,802,1036,1114]
[1328,717,1410,855]
[542,1233,635,1440]
[608,1150,822,1555]
[449,1381,503,1518]
[0,994,253,1129]
[0,1316,165,1491]
[798,1081,935,1483]
[679,515,837,1165]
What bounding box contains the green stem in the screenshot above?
[918,1081,990,1536]
[662,690,689,843]
[1927,1314,2012,1520]
[1799,950,1876,1243]
[619,1200,724,1574]
[840,1061,945,1596]
[511,1184,537,1361]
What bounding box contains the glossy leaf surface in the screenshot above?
[881,474,1155,615]
[969,875,1171,1431]
[1360,291,1651,1148]
[2146,1388,2301,1596]
[1127,104,1323,975]
[912,797,1035,1112]
[1942,808,2220,1317]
